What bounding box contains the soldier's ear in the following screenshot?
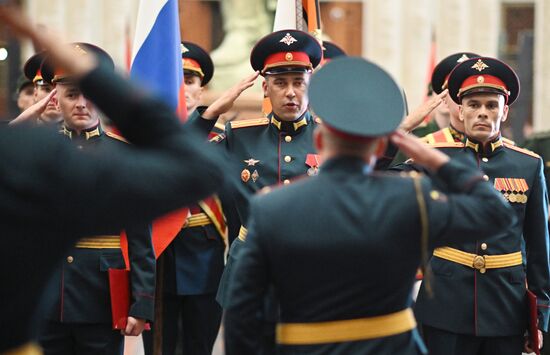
[458,104,465,122]
[501,104,509,123]
[262,79,268,96]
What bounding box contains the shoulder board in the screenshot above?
[423,128,455,145]
[502,137,515,146]
[229,117,270,129]
[209,133,226,143]
[504,143,540,159]
[430,142,464,149]
[105,131,128,143]
[213,121,226,132]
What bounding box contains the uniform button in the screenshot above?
[284,155,292,163]
[67,256,74,263]
[77,145,83,150]
[481,243,488,250]
[483,175,489,181]
[482,157,489,162]
[283,179,290,185]
[285,135,292,143]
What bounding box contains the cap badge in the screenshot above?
[181,44,189,54]
[457,54,470,63]
[280,33,298,46]
[477,76,485,83]
[471,59,489,72]
[285,52,293,61]
[244,158,260,166]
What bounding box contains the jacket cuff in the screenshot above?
[129,295,155,321]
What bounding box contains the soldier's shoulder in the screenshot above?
[105,131,129,144]
[504,143,541,159]
[431,142,464,149]
[229,117,270,130]
[209,133,226,143]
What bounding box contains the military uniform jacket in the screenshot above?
[163,201,228,296]
[224,156,514,355]
[188,109,319,306]
[0,64,224,352]
[43,126,156,323]
[413,136,550,336]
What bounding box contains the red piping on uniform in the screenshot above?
[60,268,65,321]
[278,132,282,184]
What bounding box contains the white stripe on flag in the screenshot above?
[132,0,169,62]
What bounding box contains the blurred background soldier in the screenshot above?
[37,43,156,355]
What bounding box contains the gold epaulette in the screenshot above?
[229,117,270,129]
[423,128,455,145]
[106,131,128,143]
[502,137,516,146]
[430,142,464,149]
[504,143,541,159]
[209,133,225,143]
[214,121,226,132]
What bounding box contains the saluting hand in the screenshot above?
[202,71,260,120]
[9,89,57,126]
[390,129,450,171]
[122,316,147,336]
[399,89,448,132]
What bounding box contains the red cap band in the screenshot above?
[182,58,204,78]
[263,51,311,72]
[459,74,509,97]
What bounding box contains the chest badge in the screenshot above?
[494,178,529,204]
[306,154,321,176]
[244,158,260,166]
[251,170,260,182]
[241,169,251,183]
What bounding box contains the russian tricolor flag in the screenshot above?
[121,0,189,261]
[130,0,187,121]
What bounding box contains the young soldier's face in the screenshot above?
[184,74,203,113]
[35,83,61,122]
[56,83,100,132]
[459,93,508,143]
[17,86,35,111]
[263,72,310,121]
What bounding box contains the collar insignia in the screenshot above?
[280,33,298,46]
[471,59,489,72]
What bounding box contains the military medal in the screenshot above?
[251,170,259,182]
[241,169,251,182]
[494,178,529,204]
[306,154,321,176]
